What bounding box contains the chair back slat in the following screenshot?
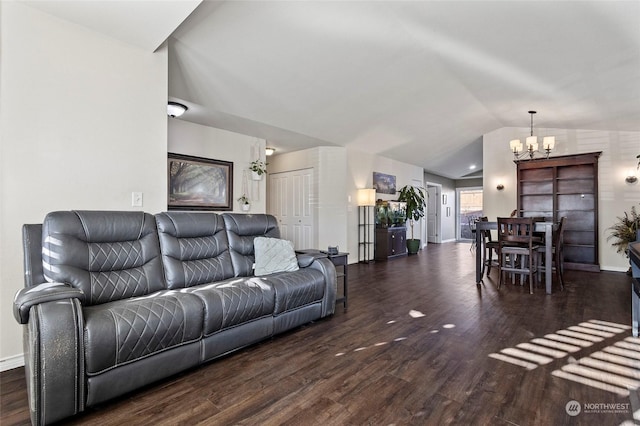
[497,217,537,247]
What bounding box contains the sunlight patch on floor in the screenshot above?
[551,321,640,397]
[489,319,631,371]
[557,329,605,343]
[530,338,581,353]
[500,347,554,365]
[516,342,566,359]
[551,370,631,397]
[334,313,456,357]
[488,353,538,370]
[568,325,615,339]
[544,333,595,347]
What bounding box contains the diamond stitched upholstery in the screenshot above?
[222,214,280,277]
[187,277,276,335]
[156,212,235,289]
[42,211,165,305]
[19,210,339,425]
[89,241,143,271]
[83,291,203,375]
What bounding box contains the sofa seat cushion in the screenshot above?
[259,269,326,315]
[83,291,203,375]
[186,277,276,336]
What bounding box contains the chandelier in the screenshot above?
[510,111,555,160]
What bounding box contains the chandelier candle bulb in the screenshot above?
[543,136,555,150]
[510,139,522,153]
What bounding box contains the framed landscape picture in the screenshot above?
[373,172,396,194]
[168,153,233,211]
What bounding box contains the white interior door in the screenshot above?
[268,168,314,249]
[427,186,439,243]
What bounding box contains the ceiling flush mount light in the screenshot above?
[167,101,188,118]
[509,111,555,160]
[265,147,276,156]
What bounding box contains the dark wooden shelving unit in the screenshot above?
[516,151,601,272]
[358,206,375,263]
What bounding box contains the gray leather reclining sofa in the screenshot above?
[13,211,337,425]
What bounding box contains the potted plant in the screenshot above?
[249,160,267,180]
[607,204,640,274]
[237,195,251,212]
[397,185,426,254]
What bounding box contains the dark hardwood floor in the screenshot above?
[1,242,636,425]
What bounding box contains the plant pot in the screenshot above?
[407,239,421,254]
[241,204,251,212]
[251,171,262,181]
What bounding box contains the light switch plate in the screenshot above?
[132,192,143,207]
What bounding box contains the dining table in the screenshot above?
[475,220,557,294]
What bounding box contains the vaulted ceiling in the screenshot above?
[24,1,640,179]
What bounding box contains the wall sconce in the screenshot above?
[626,170,638,184]
[167,101,188,117]
[496,184,505,191]
[265,147,276,156]
[357,188,376,206]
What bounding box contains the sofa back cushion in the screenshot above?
[42,211,165,305]
[222,214,280,276]
[156,212,234,288]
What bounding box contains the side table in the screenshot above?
[296,250,349,310]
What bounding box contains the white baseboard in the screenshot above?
[0,353,24,372]
[600,265,630,273]
[441,239,457,243]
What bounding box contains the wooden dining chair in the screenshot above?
[497,217,541,294]
[468,215,478,251]
[479,217,499,278]
[537,216,567,290]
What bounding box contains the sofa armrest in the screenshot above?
[14,282,84,324]
[296,253,325,268]
[308,257,337,317]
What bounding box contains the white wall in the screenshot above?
[268,146,348,252]
[0,3,168,367]
[167,119,266,213]
[483,127,640,272]
[346,148,424,264]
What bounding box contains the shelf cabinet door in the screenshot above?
[375,227,407,260]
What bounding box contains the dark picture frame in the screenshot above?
[373,172,396,194]
[168,152,233,211]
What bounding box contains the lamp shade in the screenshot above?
[265,147,275,156]
[543,136,555,150]
[510,139,522,153]
[526,136,538,151]
[357,188,376,206]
